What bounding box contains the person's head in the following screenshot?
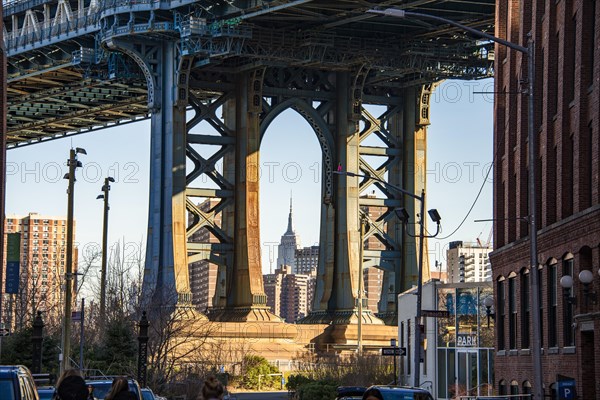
[56,370,88,400]
[362,388,384,400]
[105,377,130,400]
[201,375,224,400]
[111,377,129,393]
[57,369,83,387]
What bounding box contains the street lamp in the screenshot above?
[334,170,440,388]
[61,147,86,374]
[367,8,542,399]
[96,176,115,330]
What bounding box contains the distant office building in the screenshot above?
[281,273,311,322]
[295,245,318,275]
[264,266,315,322]
[2,213,77,331]
[264,266,289,316]
[446,241,492,283]
[188,199,220,312]
[276,198,300,271]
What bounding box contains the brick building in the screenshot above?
[490,0,600,398]
[2,213,77,331]
[264,266,315,322]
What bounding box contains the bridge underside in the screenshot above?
[3,0,495,325]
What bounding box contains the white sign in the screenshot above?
[457,334,478,347]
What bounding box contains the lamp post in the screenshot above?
[334,170,440,388]
[61,147,86,374]
[96,177,115,330]
[391,338,398,386]
[31,311,44,374]
[357,214,366,356]
[367,8,542,399]
[137,311,149,387]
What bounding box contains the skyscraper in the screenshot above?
[276,196,299,271]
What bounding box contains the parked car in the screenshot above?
[0,365,40,400]
[86,377,143,400]
[362,385,434,400]
[141,388,156,400]
[336,386,367,399]
[35,386,55,400]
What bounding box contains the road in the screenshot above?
[228,391,290,400]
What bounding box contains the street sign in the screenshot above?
[381,347,406,356]
[422,309,450,318]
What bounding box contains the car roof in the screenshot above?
[337,386,367,396]
[369,385,431,394]
[0,365,30,378]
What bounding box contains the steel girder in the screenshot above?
[184,64,433,324]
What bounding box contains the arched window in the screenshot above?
[497,278,506,350]
[523,381,532,399]
[562,253,575,347]
[548,260,558,347]
[509,273,518,349]
[510,380,519,396]
[499,379,507,396]
[550,382,557,400]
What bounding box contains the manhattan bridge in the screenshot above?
[2,0,494,329]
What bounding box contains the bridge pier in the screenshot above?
[140,61,434,326]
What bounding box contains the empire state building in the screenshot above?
[276,197,300,272]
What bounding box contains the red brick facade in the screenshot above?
[491,0,600,398]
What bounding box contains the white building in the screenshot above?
[397,280,494,399]
[446,241,492,283]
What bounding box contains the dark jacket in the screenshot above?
[112,391,138,400]
[54,376,88,400]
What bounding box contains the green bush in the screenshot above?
[297,380,339,400]
[239,354,281,390]
[286,374,312,391]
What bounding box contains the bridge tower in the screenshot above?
[2,1,494,328]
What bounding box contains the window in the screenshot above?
[499,380,507,396]
[509,277,517,349]
[521,271,530,349]
[568,14,577,103]
[548,264,558,347]
[497,279,506,350]
[510,380,519,396]
[563,258,575,346]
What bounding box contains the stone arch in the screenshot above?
[545,257,558,266]
[260,97,336,202]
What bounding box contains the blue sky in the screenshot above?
[6,78,493,276]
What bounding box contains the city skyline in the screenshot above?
[5,79,493,280]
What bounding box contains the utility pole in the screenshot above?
[97,177,115,330]
[60,147,85,374]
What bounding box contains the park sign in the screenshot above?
[5,233,21,294]
[381,347,407,356]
